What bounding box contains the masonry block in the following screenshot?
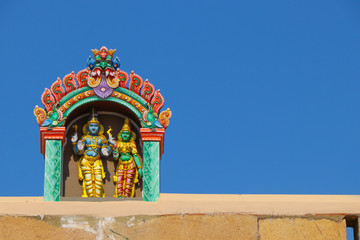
[259,217,346,240]
[41,214,258,240]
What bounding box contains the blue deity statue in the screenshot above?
[71,108,114,197]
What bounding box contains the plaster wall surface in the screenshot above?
[1,194,360,216]
[0,194,359,240]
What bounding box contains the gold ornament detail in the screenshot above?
[91,49,99,56]
[107,77,120,89]
[107,126,113,138]
[122,118,131,131]
[34,105,47,126]
[117,118,136,140]
[87,76,101,88]
[108,49,116,57]
[159,108,172,129]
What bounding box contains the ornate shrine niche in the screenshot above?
[34,46,172,202]
[62,102,143,198]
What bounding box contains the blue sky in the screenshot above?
[1,0,360,196]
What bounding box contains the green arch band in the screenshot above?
[115,87,148,107]
[58,87,148,109]
[58,87,91,106]
[63,96,143,120]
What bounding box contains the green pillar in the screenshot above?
[143,142,160,202]
[44,140,62,201]
[40,127,65,201]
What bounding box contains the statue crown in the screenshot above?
[121,118,131,132]
[91,46,116,59]
[88,108,100,124]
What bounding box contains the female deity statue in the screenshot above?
[113,118,143,198]
[71,108,114,197]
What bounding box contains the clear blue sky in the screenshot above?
[1,0,359,196]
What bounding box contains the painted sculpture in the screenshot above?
[34,46,172,131]
[113,118,143,198]
[87,47,120,99]
[71,108,114,197]
[35,46,172,201]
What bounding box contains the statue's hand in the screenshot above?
[101,148,109,156]
[113,149,119,159]
[71,133,78,143]
[138,168,143,178]
[77,141,84,151]
[108,136,115,146]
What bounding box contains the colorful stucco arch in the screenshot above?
[34,46,171,202]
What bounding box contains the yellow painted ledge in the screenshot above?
[0,194,359,217]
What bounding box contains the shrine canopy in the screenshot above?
[34,46,171,156]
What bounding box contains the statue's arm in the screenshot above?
[100,136,112,157]
[131,142,143,178]
[72,134,85,155]
[113,142,120,160]
[105,142,113,155]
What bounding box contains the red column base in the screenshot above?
[40,127,66,157]
[140,128,165,157]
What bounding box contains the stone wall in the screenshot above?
[1,194,359,240]
[0,214,350,240]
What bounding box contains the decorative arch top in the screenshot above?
[34,46,171,130]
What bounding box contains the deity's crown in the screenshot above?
[88,108,100,124]
[91,46,116,59]
[121,118,131,132]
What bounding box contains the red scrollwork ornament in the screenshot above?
[63,71,77,94]
[41,88,56,112]
[116,69,129,89]
[141,79,155,103]
[76,68,89,88]
[50,77,66,102]
[129,71,143,95]
[150,89,165,114]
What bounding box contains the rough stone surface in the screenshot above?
[0,214,352,240]
[44,214,258,240]
[259,217,346,240]
[0,216,95,240]
[113,214,258,240]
